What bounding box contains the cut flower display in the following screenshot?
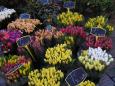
[78,47,114,71]
[0,55,31,82]
[45,44,72,65]
[28,67,64,86]
[85,16,114,34]
[0,30,22,53]
[60,25,86,39]
[85,34,112,50]
[57,9,83,26]
[7,19,41,33]
[33,27,64,45]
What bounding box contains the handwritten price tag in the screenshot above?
[17,36,31,47]
[90,27,106,37]
[63,1,75,9]
[20,13,30,19]
[65,67,87,86]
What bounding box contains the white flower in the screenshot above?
[0,8,16,22]
[88,47,114,65]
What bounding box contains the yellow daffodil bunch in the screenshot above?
[78,80,95,86]
[45,44,72,65]
[57,9,83,26]
[85,16,114,32]
[78,50,105,71]
[28,67,64,86]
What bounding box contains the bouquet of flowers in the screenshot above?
[7,19,41,33]
[28,67,64,86]
[78,47,114,71]
[45,44,72,65]
[85,34,112,50]
[33,27,64,47]
[0,8,16,22]
[60,25,86,38]
[57,9,83,26]
[85,16,114,34]
[0,30,22,53]
[60,25,87,51]
[0,55,31,82]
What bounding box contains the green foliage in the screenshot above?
[77,0,114,16]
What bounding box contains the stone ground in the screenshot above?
[109,14,115,57]
[98,13,115,86]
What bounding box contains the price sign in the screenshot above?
[65,67,87,86]
[90,27,106,37]
[17,36,35,61]
[6,64,23,75]
[19,13,30,19]
[39,0,49,5]
[63,1,75,9]
[17,36,31,47]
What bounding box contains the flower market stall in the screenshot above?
[0,0,115,86]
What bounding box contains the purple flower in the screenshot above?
[8,30,22,43]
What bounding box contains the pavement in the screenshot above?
[109,14,115,57]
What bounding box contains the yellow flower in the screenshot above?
[28,67,64,86]
[57,10,83,26]
[45,44,72,65]
[85,16,114,33]
[78,80,96,86]
[78,50,106,71]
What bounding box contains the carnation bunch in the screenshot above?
[85,34,112,50]
[0,8,16,22]
[78,80,95,86]
[57,9,83,26]
[28,67,64,86]
[45,44,72,65]
[85,16,114,33]
[7,19,41,33]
